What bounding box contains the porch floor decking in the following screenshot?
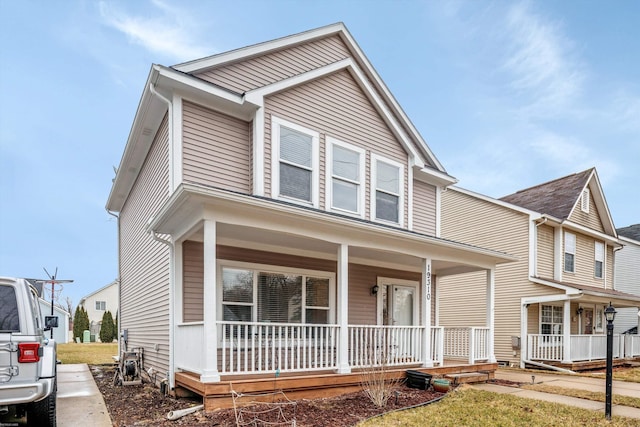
[528,357,637,372]
[175,362,497,411]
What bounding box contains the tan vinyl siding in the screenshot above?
[606,244,614,288]
[183,240,204,322]
[195,35,351,93]
[440,189,536,365]
[412,180,436,235]
[569,184,605,233]
[536,224,555,278]
[119,114,171,374]
[565,232,608,288]
[182,101,251,192]
[265,69,409,225]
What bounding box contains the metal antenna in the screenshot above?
[36,267,73,339]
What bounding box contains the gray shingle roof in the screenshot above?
[499,168,594,219]
[617,224,640,241]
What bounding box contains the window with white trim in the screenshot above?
[95,301,106,311]
[541,304,563,335]
[594,241,604,279]
[371,154,404,225]
[221,266,332,325]
[326,138,365,216]
[564,232,576,273]
[271,117,319,207]
[581,189,590,213]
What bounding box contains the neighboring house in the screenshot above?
[105,23,516,407]
[439,168,640,370]
[38,299,70,344]
[614,225,640,333]
[79,280,118,340]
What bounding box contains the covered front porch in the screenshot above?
[521,285,640,371]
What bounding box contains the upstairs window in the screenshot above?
[95,301,106,311]
[564,232,576,273]
[581,189,590,213]
[327,138,364,216]
[594,241,604,279]
[371,154,404,225]
[271,117,319,207]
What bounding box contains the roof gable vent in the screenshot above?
[581,188,590,213]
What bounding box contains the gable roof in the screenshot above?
[107,23,454,212]
[500,168,593,220]
[79,280,118,305]
[499,168,617,236]
[618,224,640,242]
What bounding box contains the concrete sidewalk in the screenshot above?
[471,369,640,419]
[57,364,112,427]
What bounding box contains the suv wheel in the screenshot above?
[27,380,56,427]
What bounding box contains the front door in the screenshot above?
[583,307,594,334]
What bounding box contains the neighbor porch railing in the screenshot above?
[527,334,640,362]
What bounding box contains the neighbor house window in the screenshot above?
[541,304,563,335]
[564,232,576,273]
[594,241,604,279]
[95,301,106,311]
[271,117,319,207]
[371,154,404,225]
[581,189,590,213]
[326,137,365,216]
[221,266,332,326]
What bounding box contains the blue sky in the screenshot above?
[1,0,638,309]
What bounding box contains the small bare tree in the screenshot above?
[359,345,403,407]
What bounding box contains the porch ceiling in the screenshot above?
[150,183,517,274]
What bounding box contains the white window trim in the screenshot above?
[325,136,365,218]
[539,303,564,335]
[594,241,604,279]
[217,260,336,326]
[564,231,576,273]
[271,116,320,208]
[370,153,404,227]
[581,189,590,213]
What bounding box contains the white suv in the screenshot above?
[0,277,57,426]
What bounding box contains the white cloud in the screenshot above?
[99,0,211,62]
[502,1,584,115]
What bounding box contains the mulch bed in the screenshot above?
[91,365,446,426]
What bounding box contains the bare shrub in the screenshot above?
[359,347,403,407]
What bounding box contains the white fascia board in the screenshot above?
[337,26,446,173]
[529,277,583,295]
[561,220,622,246]
[448,186,543,218]
[244,58,424,168]
[173,23,346,74]
[415,166,457,187]
[521,293,583,306]
[620,235,640,246]
[588,170,617,236]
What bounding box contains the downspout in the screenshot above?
[106,208,121,358]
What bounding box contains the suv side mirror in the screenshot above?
[44,316,59,331]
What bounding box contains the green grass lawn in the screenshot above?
[57,342,118,365]
[359,387,638,427]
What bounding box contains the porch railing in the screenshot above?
[348,325,424,368]
[442,327,491,364]
[219,321,339,374]
[527,334,638,362]
[175,322,204,374]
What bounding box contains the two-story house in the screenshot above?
[439,168,640,370]
[614,225,640,334]
[105,23,516,408]
[79,280,119,340]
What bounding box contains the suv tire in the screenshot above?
[27,379,56,427]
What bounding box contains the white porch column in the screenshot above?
[562,299,572,363]
[201,219,220,382]
[520,302,528,369]
[421,258,433,367]
[486,268,497,363]
[336,243,351,374]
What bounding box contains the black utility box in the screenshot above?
[406,370,432,390]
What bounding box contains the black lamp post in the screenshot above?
[604,302,617,420]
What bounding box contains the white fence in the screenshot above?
[175,322,204,374]
[528,334,640,362]
[443,327,491,364]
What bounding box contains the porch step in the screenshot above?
[445,372,490,385]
